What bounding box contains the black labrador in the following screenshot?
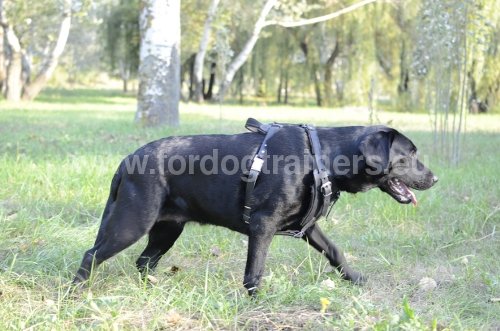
[73,124,437,295]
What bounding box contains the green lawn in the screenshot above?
[0,89,499,330]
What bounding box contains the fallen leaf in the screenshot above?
[168,265,180,275]
[321,278,336,290]
[418,277,437,291]
[147,275,159,284]
[166,310,182,325]
[210,246,221,257]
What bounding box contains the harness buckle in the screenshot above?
[321,181,333,197]
[250,157,264,172]
[293,231,305,238]
[243,206,251,224]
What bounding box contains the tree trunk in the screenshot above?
[136,0,180,127]
[22,0,72,101]
[203,62,216,100]
[397,39,409,95]
[312,64,322,107]
[284,70,289,104]
[323,40,340,107]
[0,25,6,94]
[119,60,130,93]
[187,53,196,100]
[238,67,244,104]
[180,53,195,101]
[193,0,220,102]
[217,0,277,101]
[397,39,411,110]
[300,38,322,107]
[4,25,22,101]
[0,0,4,94]
[277,66,283,103]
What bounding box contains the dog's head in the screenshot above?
[340,126,438,205]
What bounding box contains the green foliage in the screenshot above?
[468,0,500,112]
[13,0,497,112]
[103,0,140,78]
[180,0,210,56]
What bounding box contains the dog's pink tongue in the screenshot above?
[409,189,417,207]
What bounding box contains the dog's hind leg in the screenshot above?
[303,224,366,285]
[136,221,185,275]
[73,182,162,284]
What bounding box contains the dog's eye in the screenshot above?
[398,158,407,165]
[410,150,416,157]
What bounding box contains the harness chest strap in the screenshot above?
[242,118,340,237]
[242,123,282,223]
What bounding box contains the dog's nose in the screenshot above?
[432,175,439,183]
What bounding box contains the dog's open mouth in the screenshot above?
[384,178,417,206]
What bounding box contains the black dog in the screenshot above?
[73,123,437,295]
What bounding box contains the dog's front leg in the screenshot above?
[243,218,276,296]
[304,224,366,285]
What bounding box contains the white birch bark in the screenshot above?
[3,24,22,101]
[193,0,220,102]
[22,0,72,101]
[263,0,379,27]
[217,0,277,101]
[0,0,6,93]
[136,0,180,127]
[1,0,22,101]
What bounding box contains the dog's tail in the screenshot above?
[109,163,124,202]
[92,164,123,246]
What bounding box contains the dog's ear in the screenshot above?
[358,128,395,173]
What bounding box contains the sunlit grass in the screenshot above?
[0,88,499,329]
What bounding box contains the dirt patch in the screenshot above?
[234,307,334,331]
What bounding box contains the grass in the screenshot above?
[0,88,499,330]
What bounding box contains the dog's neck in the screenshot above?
[317,127,381,194]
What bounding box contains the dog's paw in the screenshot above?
[338,269,367,286]
[247,286,259,297]
[348,272,367,286]
[65,280,88,299]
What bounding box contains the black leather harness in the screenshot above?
[242,118,340,237]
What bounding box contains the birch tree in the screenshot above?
[136,0,180,127]
[217,0,277,101]
[0,0,22,101]
[2,24,22,101]
[22,0,72,101]
[193,0,220,102]
[0,0,72,101]
[0,0,6,94]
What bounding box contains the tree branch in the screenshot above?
[263,0,381,28]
